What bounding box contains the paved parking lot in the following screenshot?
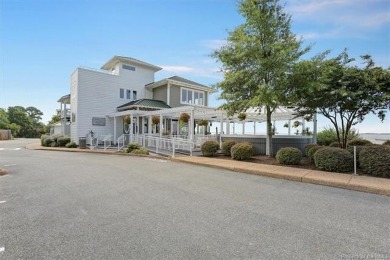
[0,139,389,259]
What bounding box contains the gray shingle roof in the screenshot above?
[117,99,171,111]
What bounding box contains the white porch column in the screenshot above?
[233,122,235,134]
[148,116,152,134]
[190,108,194,142]
[130,115,133,143]
[114,117,117,144]
[254,121,256,135]
[226,120,230,135]
[159,114,163,138]
[288,119,291,135]
[242,122,245,135]
[167,83,171,106]
[141,117,145,134]
[219,113,223,148]
[302,118,305,135]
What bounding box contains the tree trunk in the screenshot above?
[266,105,273,157]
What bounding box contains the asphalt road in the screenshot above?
[0,139,389,259]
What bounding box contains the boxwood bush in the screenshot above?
[359,146,390,178]
[41,135,53,147]
[131,148,149,155]
[308,146,323,161]
[348,138,373,146]
[65,141,78,148]
[201,140,219,157]
[329,142,341,147]
[304,144,319,157]
[313,147,353,173]
[231,142,253,161]
[383,140,390,146]
[126,143,141,153]
[276,147,302,165]
[222,140,237,156]
[57,136,71,147]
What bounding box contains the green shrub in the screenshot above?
[222,140,237,156]
[127,143,141,153]
[348,138,373,146]
[65,141,78,148]
[304,144,319,157]
[359,146,390,178]
[41,135,52,147]
[382,140,390,146]
[57,136,71,147]
[329,142,341,147]
[231,142,253,161]
[308,146,323,160]
[317,127,359,146]
[50,142,59,147]
[131,148,149,155]
[201,140,219,157]
[276,147,302,165]
[314,147,353,173]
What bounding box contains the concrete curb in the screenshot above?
[172,157,390,197]
[26,142,390,196]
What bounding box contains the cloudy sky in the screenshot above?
[1,0,389,133]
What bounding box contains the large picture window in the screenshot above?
[181,88,204,105]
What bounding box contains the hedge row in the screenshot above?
[41,135,74,148]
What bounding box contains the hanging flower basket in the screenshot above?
[179,113,190,123]
[152,115,160,125]
[293,120,301,128]
[283,123,289,128]
[303,114,313,122]
[198,119,208,126]
[123,115,131,124]
[238,112,247,121]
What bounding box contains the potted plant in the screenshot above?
[283,123,289,128]
[198,119,208,126]
[303,114,313,122]
[152,115,160,125]
[179,113,190,123]
[293,120,301,128]
[123,115,131,124]
[238,112,247,121]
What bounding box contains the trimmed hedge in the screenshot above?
[65,141,78,148]
[348,138,373,146]
[329,142,341,147]
[222,140,237,156]
[231,142,253,161]
[126,143,141,153]
[308,146,323,161]
[276,147,302,165]
[57,136,71,147]
[131,148,149,155]
[305,144,319,157]
[314,147,353,173]
[359,146,390,178]
[201,140,219,157]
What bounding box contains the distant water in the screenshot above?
[360,133,390,144]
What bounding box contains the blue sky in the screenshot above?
[1,0,389,133]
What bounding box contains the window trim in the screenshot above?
[180,87,205,106]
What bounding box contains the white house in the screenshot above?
[59,56,215,145]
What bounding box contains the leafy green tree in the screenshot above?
[48,114,61,125]
[213,0,309,156]
[288,51,390,148]
[7,106,44,138]
[0,108,21,136]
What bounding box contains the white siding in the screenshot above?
[71,63,155,142]
[70,70,78,142]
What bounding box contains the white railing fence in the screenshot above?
[102,134,112,150]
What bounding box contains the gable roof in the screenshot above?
[145,76,214,92]
[117,99,171,111]
[101,56,162,72]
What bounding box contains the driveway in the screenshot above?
[0,139,389,259]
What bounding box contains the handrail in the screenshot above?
[117,134,125,151]
[103,134,112,150]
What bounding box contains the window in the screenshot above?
[122,64,136,71]
[181,88,204,106]
[133,90,137,100]
[119,88,124,99]
[126,89,131,99]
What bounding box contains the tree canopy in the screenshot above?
[288,51,390,148]
[213,0,309,155]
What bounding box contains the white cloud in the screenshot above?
[159,65,194,73]
[289,0,354,15]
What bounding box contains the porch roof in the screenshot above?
[57,94,70,104]
[117,99,171,111]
